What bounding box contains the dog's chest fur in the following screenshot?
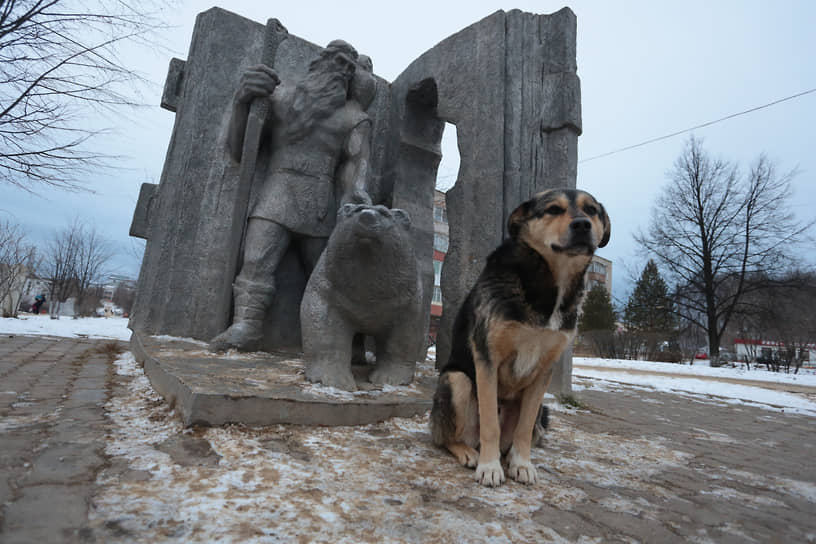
[509,280,582,382]
[512,324,568,379]
[486,254,588,395]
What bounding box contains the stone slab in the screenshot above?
[131,333,435,427]
[22,444,104,485]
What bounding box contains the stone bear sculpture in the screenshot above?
[300,203,423,390]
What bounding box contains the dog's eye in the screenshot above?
[545,205,564,215]
[584,205,598,216]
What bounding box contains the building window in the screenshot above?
[433,260,442,286]
[432,286,443,304]
[433,234,448,253]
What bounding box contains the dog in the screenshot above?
[430,188,610,487]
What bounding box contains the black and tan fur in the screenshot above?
[430,188,610,487]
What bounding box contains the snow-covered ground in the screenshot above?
[2,315,815,415]
[0,313,132,341]
[4,315,816,541]
[89,352,815,542]
[575,356,816,384]
[573,356,816,417]
[573,374,816,417]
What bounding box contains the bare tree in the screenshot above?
[0,0,172,191]
[636,137,814,360]
[43,218,81,317]
[73,220,114,315]
[43,218,114,317]
[112,282,135,314]
[0,217,37,316]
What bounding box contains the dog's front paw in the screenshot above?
[508,460,538,484]
[449,444,479,468]
[507,446,538,485]
[475,459,505,487]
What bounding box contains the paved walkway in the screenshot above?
[0,335,120,543]
[1,335,815,542]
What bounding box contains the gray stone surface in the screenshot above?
[129,6,581,393]
[127,182,156,239]
[160,57,185,113]
[156,435,222,467]
[130,8,394,353]
[301,204,424,390]
[131,333,435,426]
[418,8,582,392]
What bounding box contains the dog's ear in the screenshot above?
[598,203,611,248]
[508,200,532,238]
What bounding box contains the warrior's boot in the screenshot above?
[209,278,274,352]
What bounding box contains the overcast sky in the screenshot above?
[1,0,814,303]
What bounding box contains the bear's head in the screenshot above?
[336,204,412,246]
[323,203,418,296]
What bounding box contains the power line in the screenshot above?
[579,87,816,164]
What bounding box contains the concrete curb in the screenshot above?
[131,332,434,427]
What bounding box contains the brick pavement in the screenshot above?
[0,335,120,544]
[1,335,815,542]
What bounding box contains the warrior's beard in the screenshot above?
[285,59,348,141]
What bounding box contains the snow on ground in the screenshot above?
[6,314,816,540]
[89,352,816,542]
[0,313,132,341]
[3,315,815,414]
[575,356,816,384]
[91,352,696,543]
[573,374,816,417]
[573,356,816,417]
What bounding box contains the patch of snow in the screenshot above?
[0,314,131,341]
[151,334,209,347]
[718,468,816,503]
[91,351,702,543]
[689,428,741,445]
[573,371,816,417]
[575,357,816,385]
[699,486,787,508]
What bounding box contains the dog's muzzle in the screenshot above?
[552,218,595,254]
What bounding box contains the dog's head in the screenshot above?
[508,189,610,258]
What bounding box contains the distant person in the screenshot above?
[31,294,45,314]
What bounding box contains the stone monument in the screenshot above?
[129,7,581,423]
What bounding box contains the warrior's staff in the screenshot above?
[219,19,288,331]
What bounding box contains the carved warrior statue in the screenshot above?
[210,39,377,352]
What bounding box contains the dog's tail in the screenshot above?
[532,404,549,447]
[430,373,457,447]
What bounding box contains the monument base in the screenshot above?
[130,333,435,427]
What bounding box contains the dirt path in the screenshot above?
[574,363,816,395]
